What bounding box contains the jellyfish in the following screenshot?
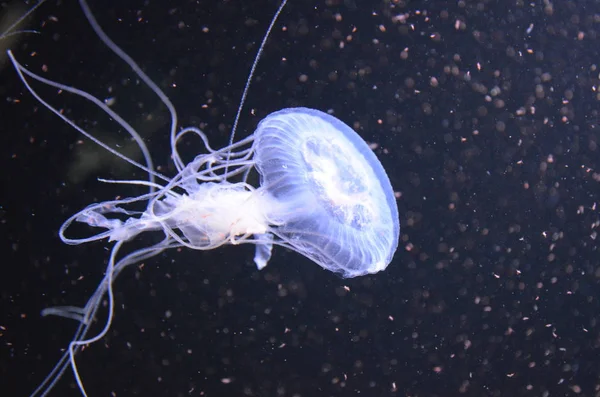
[7,0,399,396]
[56,105,400,277]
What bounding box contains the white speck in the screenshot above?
[526,24,534,34]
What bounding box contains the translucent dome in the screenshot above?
[254,108,399,277]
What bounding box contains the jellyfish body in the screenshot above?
[255,108,399,277]
[70,107,399,278]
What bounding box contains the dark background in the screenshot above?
[1,0,600,396]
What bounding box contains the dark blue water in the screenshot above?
[1,0,600,396]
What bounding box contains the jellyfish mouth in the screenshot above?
[151,183,270,247]
[301,135,375,230]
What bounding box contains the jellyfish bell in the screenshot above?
[254,108,399,277]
